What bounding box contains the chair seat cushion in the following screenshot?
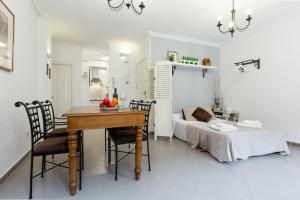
[34,136,68,156]
[33,136,82,156]
[46,128,82,138]
[108,127,147,145]
[46,127,68,138]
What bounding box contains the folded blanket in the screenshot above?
[243,120,262,125]
[210,124,239,132]
[237,121,262,129]
[216,123,235,128]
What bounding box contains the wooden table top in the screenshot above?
[63,106,144,117]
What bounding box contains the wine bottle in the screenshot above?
[113,88,118,100]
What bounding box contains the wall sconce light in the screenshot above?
[102,55,110,61]
[91,77,103,85]
[0,41,7,48]
[119,53,129,63]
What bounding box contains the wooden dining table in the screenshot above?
[63,106,145,196]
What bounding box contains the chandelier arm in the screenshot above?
[130,0,143,15]
[218,26,230,34]
[107,0,125,10]
[235,20,251,32]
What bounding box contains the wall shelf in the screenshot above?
[171,62,218,78]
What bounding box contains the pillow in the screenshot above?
[192,107,213,122]
[203,107,216,120]
[182,107,198,121]
[172,113,183,119]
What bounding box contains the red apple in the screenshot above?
[108,102,114,108]
[103,98,110,105]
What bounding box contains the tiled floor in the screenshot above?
[0,129,300,200]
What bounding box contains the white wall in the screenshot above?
[150,37,220,113]
[136,37,149,65]
[220,12,300,143]
[36,17,52,100]
[0,0,46,178]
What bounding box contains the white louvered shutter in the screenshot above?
[146,66,155,100]
[145,66,155,133]
[154,61,172,141]
[155,65,171,99]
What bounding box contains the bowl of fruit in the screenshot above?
[99,98,119,110]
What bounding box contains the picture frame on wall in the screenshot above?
[48,68,51,79]
[46,63,49,76]
[0,0,15,72]
[167,51,177,62]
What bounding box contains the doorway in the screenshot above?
[52,64,72,116]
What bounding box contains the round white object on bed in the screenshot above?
[172,113,183,119]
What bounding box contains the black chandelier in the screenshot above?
[217,0,253,37]
[107,0,145,15]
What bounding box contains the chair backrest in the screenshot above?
[15,101,44,148]
[129,100,140,109]
[34,100,56,133]
[138,100,156,135]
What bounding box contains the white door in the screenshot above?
[136,60,147,100]
[52,64,72,116]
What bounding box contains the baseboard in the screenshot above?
[287,141,300,147]
[0,150,30,185]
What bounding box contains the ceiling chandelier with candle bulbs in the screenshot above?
[217,0,252,37]
[107,0,145,15]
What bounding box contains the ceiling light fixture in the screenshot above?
[0,41,7,48]
[102,55,110,61]
[91,77,103,85]
[217,0,252,37]
[119,53,129,63]
[107,0,145,15]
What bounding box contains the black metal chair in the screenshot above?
[37,100,68,138]
[15,101,83,199]
[128,100,140,110]
[107,100,156,180]
[104,100,140,153]
[36,100,84,169]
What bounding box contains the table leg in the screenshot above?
[135,126,143,180]
[68,130,78,195]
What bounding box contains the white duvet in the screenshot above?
[173,119,290,162]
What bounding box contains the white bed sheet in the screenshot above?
[172,119,190,141]
[172,119,225,141]
[187,121,290,162]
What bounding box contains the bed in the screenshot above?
[172,115,290,162]
[172,118,190,141]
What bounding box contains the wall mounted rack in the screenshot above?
[234,59,260,72]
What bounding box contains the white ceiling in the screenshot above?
[33,0,300,45]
